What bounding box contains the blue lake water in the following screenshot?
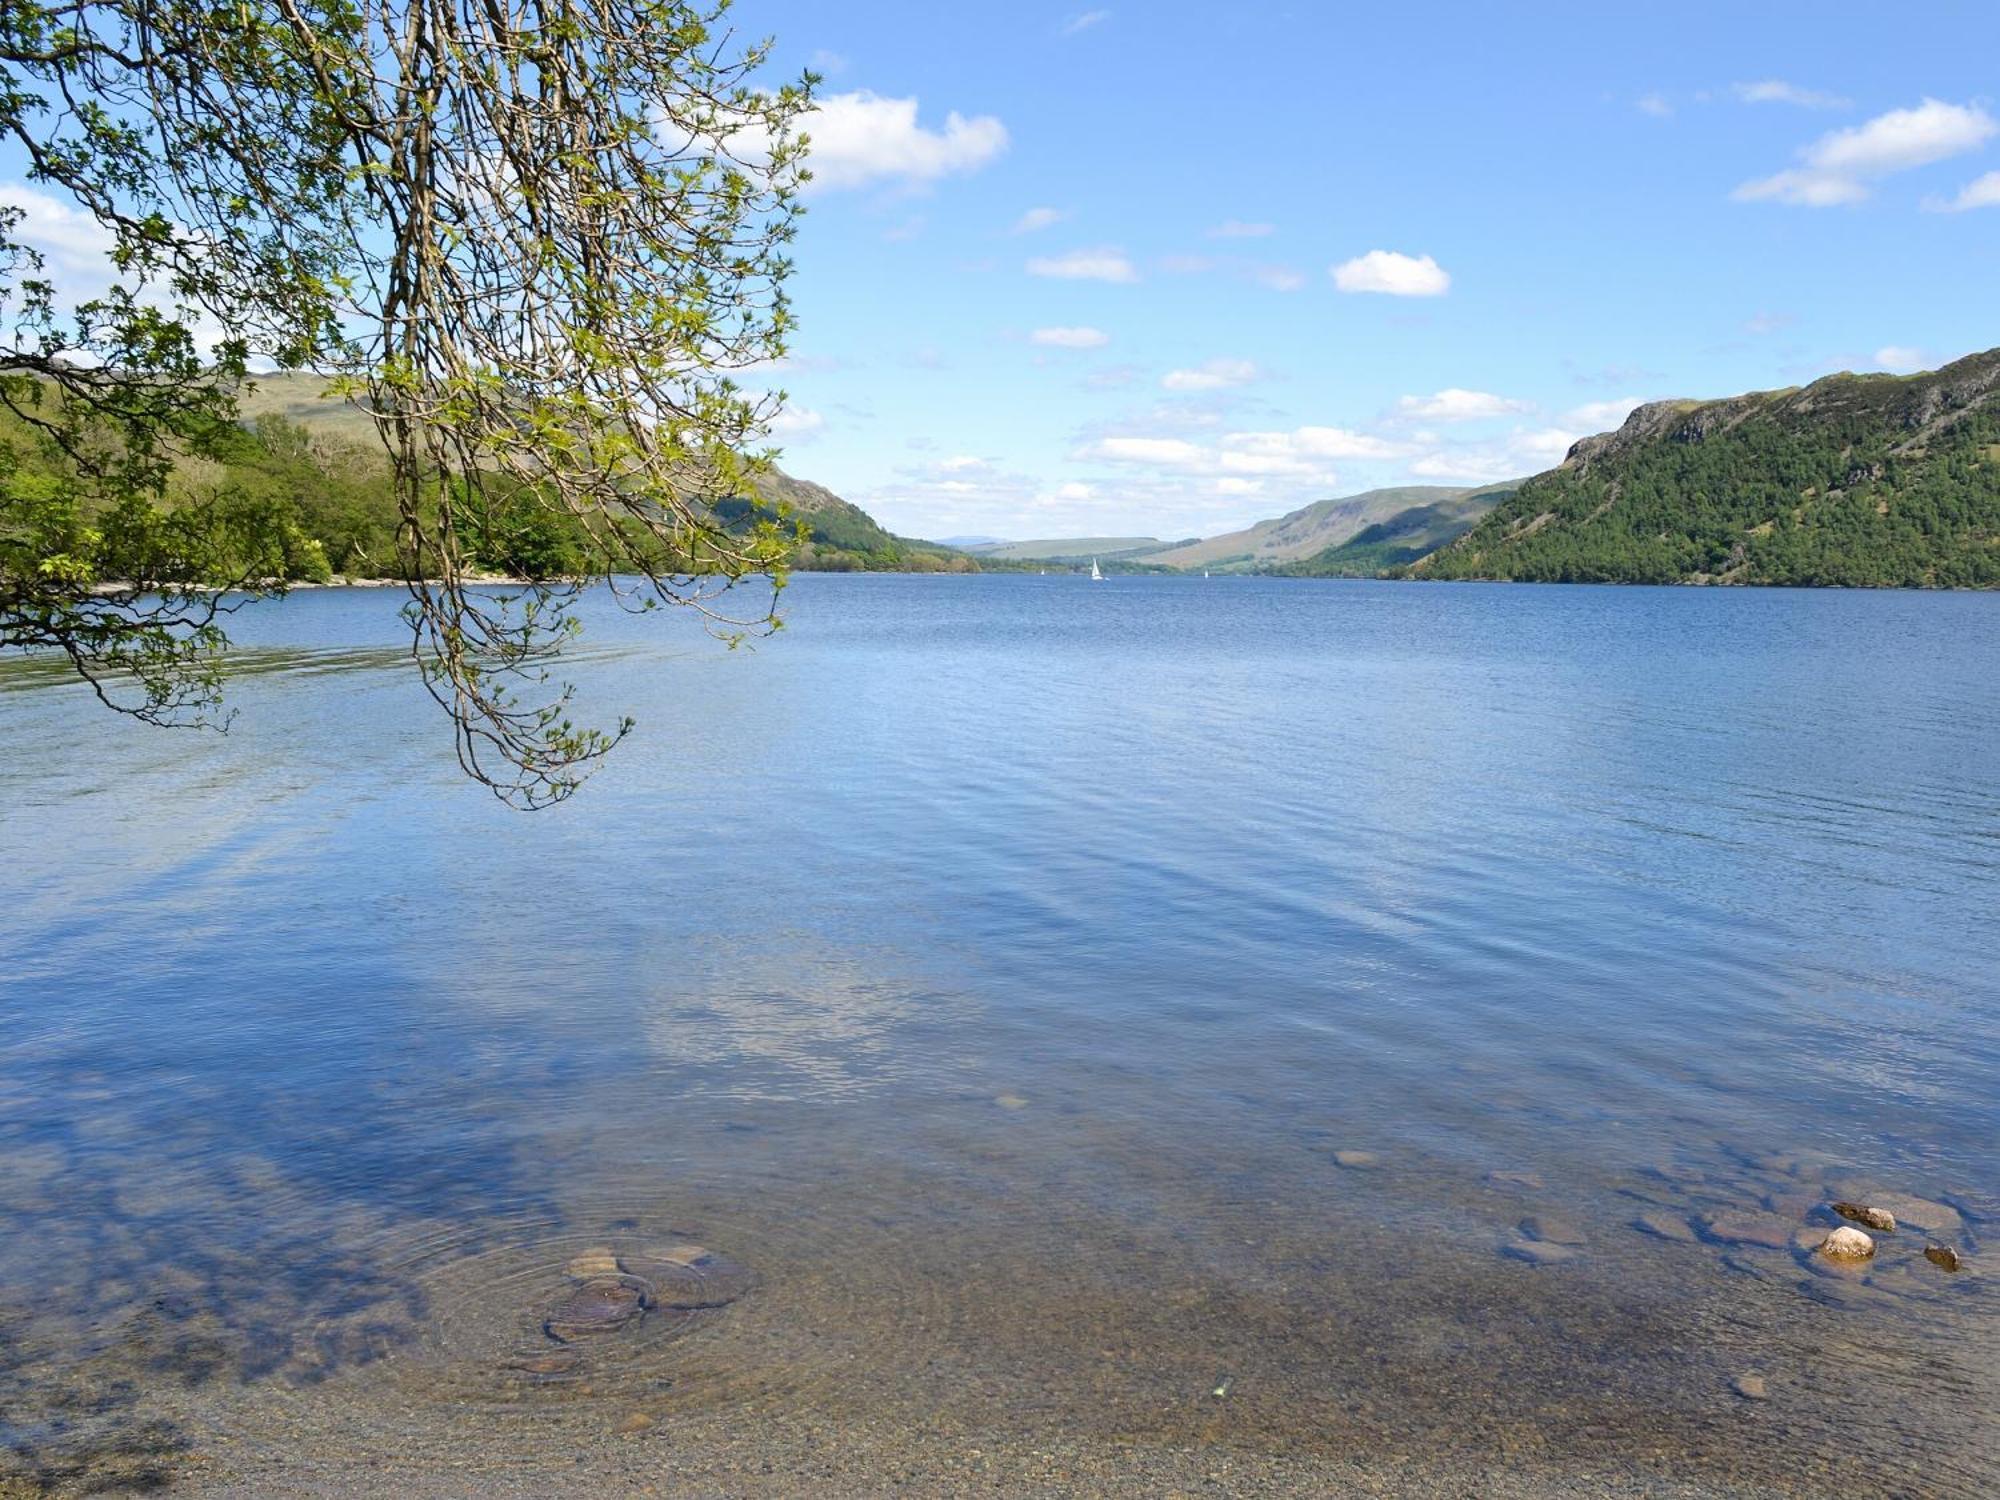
[1,574,1995,1495]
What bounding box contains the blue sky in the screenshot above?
[3,2,1995,543]
[740,0,2000,540]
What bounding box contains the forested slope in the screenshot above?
[1412,351,2000,587]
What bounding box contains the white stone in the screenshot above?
[1819,1226,1875,1261]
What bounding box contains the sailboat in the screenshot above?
[1089,558,1103,581]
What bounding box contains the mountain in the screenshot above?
[1141,486,1485,571]
[1413,350,2000,587]
[1277,485,1517,576]
[964,536,1168,563]
[230,373,972,573]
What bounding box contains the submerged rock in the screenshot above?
[1923,1243,1963,1273]
[567,1246,623,1279]
[1818,1226,1875,1262]
[1485,1169,1546,1191]
[617,1411,655,1436]
[1831,1201,1895,1233]
[1334,1150,1382,1170]
[1865,1193,1963,1236]
[650,1243,712,1269]
[1700,1212,1793,1250]
[1732,1373,1769,1401]
[546,1277,648,1341]
[1503,1238,1580,1266]
[1633,1211,1697,1243]
[1519,1214,1586,1246]
[1830,1186,1962,1236]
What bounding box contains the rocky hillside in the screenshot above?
[1277,485,1516,576]
[1144,486,1481,571]
[1413,350,2000,587]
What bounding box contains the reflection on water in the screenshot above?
[1,577,1996,1495]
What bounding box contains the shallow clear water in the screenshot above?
[1,575,1995,1495]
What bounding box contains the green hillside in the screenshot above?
[1413,350,2000,587]
[1145,486,1479,571]
[89,373,973,577]
[1278,485,1516,576]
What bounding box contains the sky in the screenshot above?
[4,1,1998,543]
[737,0,2000,541]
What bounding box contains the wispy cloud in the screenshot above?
[1027,246,1139,283]
[1636,93,1674,119]
[1873,345,1927,373]
[1563,397,1646,430]
[769,406,827,442]
[1926,170,2000,212]
[1331,250,1451,297]
[1011,206,1065,234]
[1735,97,1996,207]
[1077,424,1405,478]
[1734,79,1852,110]
[1031,326,1111,349]
[1161,357,1259,392]
[1060,9,1111,36]
[1395,389,1530,422]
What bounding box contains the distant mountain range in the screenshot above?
[958,485,1518,574]
[239,352,2000,588]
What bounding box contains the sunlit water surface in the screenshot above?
[1,576,1995,1495]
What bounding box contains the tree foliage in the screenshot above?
[1,0,812,805]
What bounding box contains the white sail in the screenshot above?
[1090,557,1103,581]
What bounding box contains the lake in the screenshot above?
[1,574,1995,1496]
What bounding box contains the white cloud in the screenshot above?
[1331,249,1451,296]
[1060,9,1111,35]
[1086,436,1207,466]
[800,91,1008,192]
[1011,206,1065,234]
[1928,170,2000,211]
[1511,427,1585,465]
[937,455,990,472]
[0,181,236,358]
[2,182,117,273]
[1026,246,1138,283]
[1395,388,1530,422]
[1744,310,1795,335]
[1408,426,1578,482]
[1636,93,1674,119]
[1077,424,1404,480]
[1254,266,1306,292]
[1208,220,1275,239]
[1031,325,1111,349]
[768,405,827,442]
[1563,397,1645,430]
[1159,253,1215,274]
[1734,80,1851,110]
[1735,98,1996,207]
[1873,345,1927,373]
[808,49,849,75]
[1053,482,1095,502]
[1161,357,1259,392]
